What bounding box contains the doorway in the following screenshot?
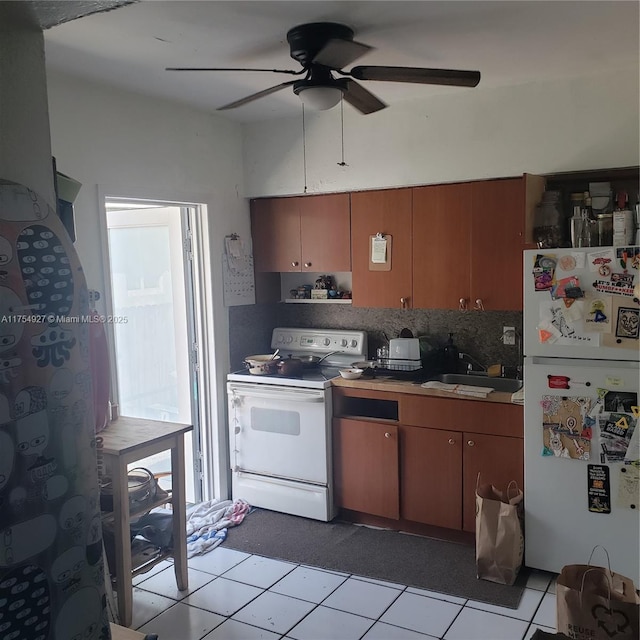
[103,198,205,503]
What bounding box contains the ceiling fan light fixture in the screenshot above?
[297,85,344,110]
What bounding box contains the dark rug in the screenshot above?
[224,509,528,609]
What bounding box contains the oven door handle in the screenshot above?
[229,385,324,403]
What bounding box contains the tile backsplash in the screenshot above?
[229,303,522,373]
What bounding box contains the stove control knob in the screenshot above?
[350,339,358,348]
[340,339,348,347]
[277,335,284,343]
[323,338,331,346]
[285,336,293,344]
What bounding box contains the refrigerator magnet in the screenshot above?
[537,326,557,344]
[600,412,637,463]
[557,254,576,271]
[603,390,638,414]
[587,464,611,513]
[615,307,640,340]
[541,395,594,460]
[615,246,640,270]
[611,272,635,287]
[550,276,582,300]
[532,254,557,291]
[587,249,615,273]
[624,417,640,464]
[540,301,599,346]
[561,298,585,324]
[593,279,635,298]
[584,297,612,333]
[616,466,639,510]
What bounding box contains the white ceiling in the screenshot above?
[43,0,640,123]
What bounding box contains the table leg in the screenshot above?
[112,456,133,627]
[171,435,188,591]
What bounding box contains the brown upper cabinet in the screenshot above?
[413,182,473,310]
[413,175,544,311]
[350,188,413,308]
[251,193,351,273]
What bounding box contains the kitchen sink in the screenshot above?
[435,373,523,393]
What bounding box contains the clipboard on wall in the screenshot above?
[369,233,392,271]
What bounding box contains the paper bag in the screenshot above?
[475,478,524,585]
[557,560,640,640]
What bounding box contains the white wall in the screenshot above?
[243,67,640,197]
[0,23,55,203]
[47,70,248,499]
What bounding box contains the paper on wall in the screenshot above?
[371,236,387,263]
[616,466,639,510]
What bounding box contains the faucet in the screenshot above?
[458,352,487,374]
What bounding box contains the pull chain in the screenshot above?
[337,97,347,167]
[302,104,308,193]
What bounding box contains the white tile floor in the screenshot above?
[131,548,558,640]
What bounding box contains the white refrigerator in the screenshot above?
[523,246,640,582]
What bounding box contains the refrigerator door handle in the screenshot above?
[529,356,640,370]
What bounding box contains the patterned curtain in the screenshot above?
[0,182,110,639]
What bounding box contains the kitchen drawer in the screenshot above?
[399,395,523,438]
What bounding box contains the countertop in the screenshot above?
[332,376,521,405]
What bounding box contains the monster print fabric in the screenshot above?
[0,183,110,639]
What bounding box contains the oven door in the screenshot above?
[227,382,330,484]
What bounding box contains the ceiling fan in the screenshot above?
[166,22,481,114]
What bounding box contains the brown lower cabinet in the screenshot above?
[400,425,462,530]
[332,418,399,519]
[332,388,523,536]
[461,431,524,532]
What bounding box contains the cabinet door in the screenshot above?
[400,425,462,530]
[333,418,399,519]
[470,178,525,310]
[251,197,301,272]
[462,432,524,532]
[413,183,472,309]
[300,193,351,272]
[350,189,412,308]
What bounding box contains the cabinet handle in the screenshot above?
[448,438,456,445]
[459,298,468,311]
[467,440,475,447]
[384,432,391,439]
[304,262,312,268]
[474,298,485,311]
[291,261,299,267]
[400,297,409,309]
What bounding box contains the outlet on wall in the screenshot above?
[502,326,516,345]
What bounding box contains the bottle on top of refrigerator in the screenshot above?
[613,191,634,246]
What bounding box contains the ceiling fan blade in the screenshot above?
[166,67,303,76]
[350,66,481,87]
[343,79,386,115]
[217,80,297,111]
[312,38,372,70]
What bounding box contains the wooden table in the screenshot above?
[100,416,193,627]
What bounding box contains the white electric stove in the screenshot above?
[227,328,367,520]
